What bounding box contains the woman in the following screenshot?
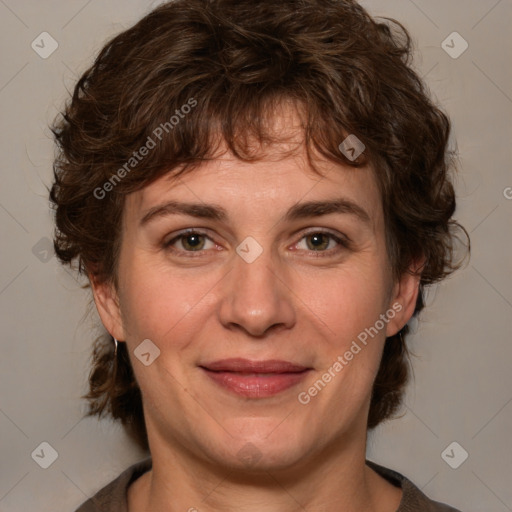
[50,0,468,510]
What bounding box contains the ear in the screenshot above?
[89,274,126,341]
[385,256,425,337]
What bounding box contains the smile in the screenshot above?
[199,358,312,398]
[201,368,312,398]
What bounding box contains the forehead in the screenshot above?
[123,155,383,247]
[125,104,382,228]
[136,152,374,203]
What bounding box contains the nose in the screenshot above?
[217,245,296,338]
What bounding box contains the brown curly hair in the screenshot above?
[50,0,469,452]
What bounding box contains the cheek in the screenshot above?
[303,264,390,339]
[302,265,390,392]
[117,241,391,356]
[117,255,217,344]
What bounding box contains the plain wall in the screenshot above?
[0,1,511,510]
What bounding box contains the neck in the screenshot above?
[128,430,401,512]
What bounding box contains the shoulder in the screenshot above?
[366,459,463,512]
[74,457,152,512]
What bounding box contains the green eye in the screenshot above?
[164,230,213,252]
[177,233,207,251]
[297,231,350,254]
[163,229,350,258]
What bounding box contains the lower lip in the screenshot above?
[201,369,310,398]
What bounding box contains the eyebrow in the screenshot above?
[139,197,371,226]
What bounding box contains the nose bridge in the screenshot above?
[218,240,296,336]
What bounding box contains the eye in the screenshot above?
[294,230,350,255]
[163,229,216,255]
[163,228,350,258]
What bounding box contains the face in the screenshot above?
[92,112,420,473]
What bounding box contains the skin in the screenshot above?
[91,106,422,511]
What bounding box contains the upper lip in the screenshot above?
[201,358,309,373]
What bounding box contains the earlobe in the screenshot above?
[89,274,126,341]
[385,257,425,337]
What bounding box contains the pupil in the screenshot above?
[185,234,202,249]
[309,233,327,250]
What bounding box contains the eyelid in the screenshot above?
[163,228,214,249]
[298,227,351,244]
[291,229,351,256]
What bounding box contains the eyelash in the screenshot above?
[162,228,351,258]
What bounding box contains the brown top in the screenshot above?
[75,457,462,511]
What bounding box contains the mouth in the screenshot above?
[199,358,312,398]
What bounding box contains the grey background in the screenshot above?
[0,1,511,510]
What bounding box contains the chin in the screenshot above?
[201,422,311,472]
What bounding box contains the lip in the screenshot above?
[200,358,311,398]
[202,358,309,373]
